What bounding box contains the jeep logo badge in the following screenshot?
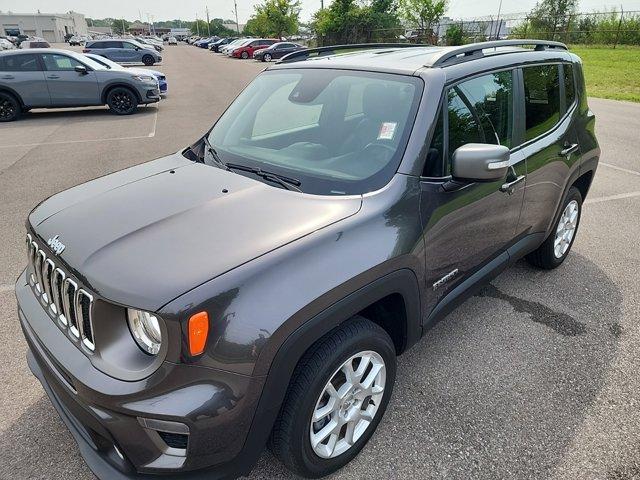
[47,235,66,255]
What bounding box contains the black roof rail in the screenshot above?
[277,43,430,64]
[430,39,568,67]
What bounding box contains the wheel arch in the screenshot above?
[101,82,141,104]
[234,269,422,472]
[0,86,24,107]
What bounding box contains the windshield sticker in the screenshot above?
[378,122,397,140]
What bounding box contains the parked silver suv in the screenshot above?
[0,49,160,121]
[83,39,162,66]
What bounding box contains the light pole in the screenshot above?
[206,6,211,36]
[495,0,503,40]
[234,0,240,34]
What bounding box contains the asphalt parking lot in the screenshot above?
[0,43,639,480]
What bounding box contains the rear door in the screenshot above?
[515,63,581,235]
[419,69,526,313]
[99,41,125,62]
[40,53,100,106]
[0,53,50,107]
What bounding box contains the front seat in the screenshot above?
[339,83,402,155]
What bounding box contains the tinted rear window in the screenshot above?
[523,64,561,141]
[0,54,40,71]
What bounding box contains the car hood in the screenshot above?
[29,153,361,311]
[126,67,163,77]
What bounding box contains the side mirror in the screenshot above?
[74,65,88,75]
[451,143,510,181]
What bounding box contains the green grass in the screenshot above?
[570,45,640,102]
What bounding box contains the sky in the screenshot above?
[2,0,640,24]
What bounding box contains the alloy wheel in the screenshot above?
[264,53,272,62]
[554,199,579,258]
[309,351,386,459]
[112,92,133,113]
[0,98,16,120]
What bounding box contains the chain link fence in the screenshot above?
[315,10,640,47]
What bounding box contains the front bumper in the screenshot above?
[16,272,266,479]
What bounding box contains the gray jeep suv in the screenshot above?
[0,49,160,121]
[16,41,599,479]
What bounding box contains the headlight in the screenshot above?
[132,74,156,84]
[127,308,162,355]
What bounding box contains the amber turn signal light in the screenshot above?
[188,311,209,356]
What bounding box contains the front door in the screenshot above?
[419,69,526,315]
[41,53,99,106]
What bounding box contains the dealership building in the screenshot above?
[0,11,88,42]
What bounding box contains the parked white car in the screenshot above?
[19,39,51,49]
[168,36,178,45]
[0,38,16,50]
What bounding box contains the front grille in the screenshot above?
[26,233,96,351]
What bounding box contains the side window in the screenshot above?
[122,42,137,50]
[250,41,259,47]
[447,88,484,162]
[456,70,513,148]
[523,64,561,141]
[563,64,576,107]
[42,54,83,71]
[0,54,40,72]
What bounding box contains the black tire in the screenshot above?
[106,87,138,115]
[241,51,249,59]
[526,186,583,269]
[264,53,272,62]
[270,316,396,478]
[0,91,21,122]
[142,55,155,66]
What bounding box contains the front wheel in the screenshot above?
[263,53,272,62]
[241,51,249,59]
[142,54,155,66]
[526,186,583,269]
[106,87,138,115]
[270,316,396,478]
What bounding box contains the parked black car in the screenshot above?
[17,41,598,480]
[253,41,305,61]
[209,37,237,52]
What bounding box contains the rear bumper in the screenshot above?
[16,271,267,479]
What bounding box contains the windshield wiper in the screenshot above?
[225,163,302,192]
[202,136,230,171]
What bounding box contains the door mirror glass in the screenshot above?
[452,143,510,181]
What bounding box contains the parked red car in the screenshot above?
[231,38,278,59]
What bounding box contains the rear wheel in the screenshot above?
[106,87,138,115]
[526,186,582,269]
[270,316,396,478]
[0,92,20,122]
[142,54,155,66]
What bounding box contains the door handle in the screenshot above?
[560,143,579,157]
[47,75,60,79]
[1,75,14,79]
[500,175,525,194]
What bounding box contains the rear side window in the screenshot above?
[523,65,561,141]
[564,64,576,107]
[0,54,40,71]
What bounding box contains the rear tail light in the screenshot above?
[188,311,209,356]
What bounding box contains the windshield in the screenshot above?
[208,68,422,195]
[66,51,107,70]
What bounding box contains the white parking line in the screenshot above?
[601,162,640,177]
[585,191,640,205]
[0,106,159,148]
